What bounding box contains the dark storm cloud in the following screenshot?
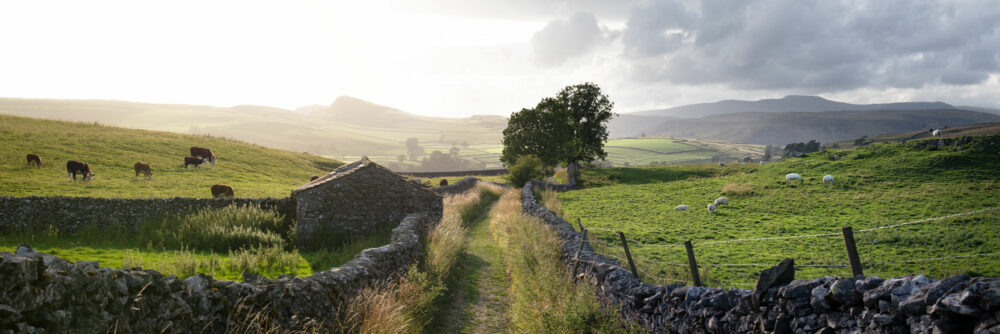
[530,12,605,66]
[620,0,1000,91]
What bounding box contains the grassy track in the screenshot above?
[0,114,343,198]
[559,137,1000,287]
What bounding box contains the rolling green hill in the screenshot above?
[557,136,1000,287]
[0,114,344,198]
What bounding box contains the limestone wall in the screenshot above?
[0,212,436,333]
[521,181,1000,333]
[0,196,295,233]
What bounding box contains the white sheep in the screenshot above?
[932,129,942,137]
[786,173,803,184]
[823,175,834,184]
[674,205,690,212]
[707,204,716,214]
[714,197,728,206]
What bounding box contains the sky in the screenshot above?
[1,0,998,117]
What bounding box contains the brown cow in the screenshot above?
[184,156,207,169]
[211,184,234,198]
[26,154,42,167]
[66,160,94,181]
[439,179,449,186]
[190,147,216,165]
[134,162,152,179]
[310,175,319,181]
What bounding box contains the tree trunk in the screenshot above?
[566,161,578,187]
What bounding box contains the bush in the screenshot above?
[507,155,545,187]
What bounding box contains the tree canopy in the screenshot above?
[501,82,615,168]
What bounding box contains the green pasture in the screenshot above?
[559,137,1000,287]
[0,115,344,198]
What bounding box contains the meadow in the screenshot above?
[557,136,1000,288]
[0,114,343,198]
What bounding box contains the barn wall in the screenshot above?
[0,196,295,233]
[295,164,443,250]
[0,212,436,332]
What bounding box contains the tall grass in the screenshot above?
[140,203,291,252]
[490,190,640,333]
[347,183,502,333]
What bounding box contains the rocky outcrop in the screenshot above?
[521,182,1000,333]
[0,212,436,333]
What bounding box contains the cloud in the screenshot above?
[530,12,606,66]
[617,0,1000,91]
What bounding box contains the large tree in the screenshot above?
[501,82,615,181]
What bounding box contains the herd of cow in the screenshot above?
[24,146,236,198]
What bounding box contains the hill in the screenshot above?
[0,114,343,198]
[831,123,1000,148]
[640,109,1000,146]
[557,136,1000,285]
[0,97,507,161]
[629,95,955,118]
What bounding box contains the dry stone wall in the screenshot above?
[431,176,508,195]
[0,212,436,333]
[0,196,295,233]
[521,181,1000,333]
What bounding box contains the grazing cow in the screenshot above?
[310,175,319,181]
[184,156,208,169]
[190,147,216,165]
[134,162,152,179]
[26,154,42,167]
[211,184,235,198]
[66,160,94,181]
[439,179,449,186]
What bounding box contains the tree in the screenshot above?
[501,82,616,181]
[405,138,423,160]
[397,155,405,163]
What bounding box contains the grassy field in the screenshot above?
[0,114,343,198]
[557,136,1000,288]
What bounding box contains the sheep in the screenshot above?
[707,204,716,214]
[823,175,834,184]
[714,197,728,206]
[931,129,942,137]
[674,205,690,212]
[785,173,803,184]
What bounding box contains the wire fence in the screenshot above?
[573,207,1000,289]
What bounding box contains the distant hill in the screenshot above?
[0,114,343,198]
[641,109,1000,146]
[956,105,1000,115]
[829,122,1000,148]
[0,97,507,160]
[630,95,955,119]
[607,114,675,138]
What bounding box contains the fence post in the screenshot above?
[617,232,640,280]
[842,226,864,277]
[684,240,702,287]
[571,228,588,282]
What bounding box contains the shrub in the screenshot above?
[507,154,545,187]
[142,204,290,252]
[721,182,756,196]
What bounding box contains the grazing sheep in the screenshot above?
[823,175,834,184]
[674,205,690,212]
[785,173,803,184]
[714,197,728,206]
[931,129,942,137]
[707,204,716,214]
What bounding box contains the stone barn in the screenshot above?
[293,157,443,250]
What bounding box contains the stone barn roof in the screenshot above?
[293,156,438,196]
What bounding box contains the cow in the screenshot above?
[66,160,94,181]
[184,156,208,169]
[211,184,235,198]
[190,147,216,165]
[310,175,319,181]
[439,179,449,186]
[134,162,152,179]
[26,154,42,167]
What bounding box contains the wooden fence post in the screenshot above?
[618,232,640,280]
[684,240,702,287]
[842,226,864,277]
[571,228,588,282]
